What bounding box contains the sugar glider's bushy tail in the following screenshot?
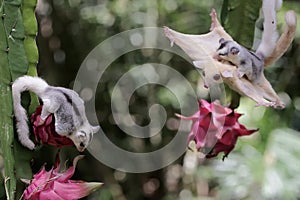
[12,76,48,149]
[256,0,282,59]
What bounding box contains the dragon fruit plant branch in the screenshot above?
[0,0,33,198]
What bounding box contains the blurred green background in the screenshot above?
[5,0,300,199]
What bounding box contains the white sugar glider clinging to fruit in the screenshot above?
[12,76,100,152]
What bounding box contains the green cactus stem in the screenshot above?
[0,0,39,199]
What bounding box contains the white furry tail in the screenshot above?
[256,0,282,58]
[12,76,49,150]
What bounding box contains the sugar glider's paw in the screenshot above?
[25,140,36,150]
[275,101,285,109]
[237,70,245,79]
[163,27,175,47]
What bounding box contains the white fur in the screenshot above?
[275,0,283,10]
[256,0,281,58]
[12,76,49,149]
[285,10,297,27]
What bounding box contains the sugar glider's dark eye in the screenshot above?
[80,130,87,136]
[213,74,221,81]
[230,47,239,55]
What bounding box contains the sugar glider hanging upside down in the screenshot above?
[12,76,100,151]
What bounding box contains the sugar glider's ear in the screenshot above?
[219,38,225,44]
[91,125,100,134]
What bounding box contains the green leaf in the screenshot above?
[22,7,37,36]
[3,1,28,81]
[21,0,39,113]
[0,0,39,199]
[221,0,261,48]
[13,0,39,198]
[0,2,17,199]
